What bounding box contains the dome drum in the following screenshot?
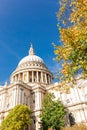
[11,70,53,85]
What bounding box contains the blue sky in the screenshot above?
[0,0,61,84]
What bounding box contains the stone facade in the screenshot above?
[0,45,87,130]
[47,79,87,125]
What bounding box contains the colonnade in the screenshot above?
[11,71,53,85]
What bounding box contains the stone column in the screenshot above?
[37,71,39,82]
[27,72,29,82]
[41,72,43,83]
[14,76,15,81]
[24,93,26,104]
[32,71,34,82]
[28,72,30,82]
[13,77,15,82]
[51,76,53,84]
[22,73,24,81]
[45,73,47,84]
[27,94,30,106]
[15,75,18,81]
[13,87,16,106]
[39,92,42,109]
[16,86,19,105]
[18,74,20,81]
[14,76,16,81]
[49,76,50,85]
[19,88,23,104]
[21,73,23,81]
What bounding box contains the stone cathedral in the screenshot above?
[0,45,87,130]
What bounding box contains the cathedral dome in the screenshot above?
[18,55,44,66]
[18,44,45,67]
[10,44,53,85]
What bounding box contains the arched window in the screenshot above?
[69,113,75,126]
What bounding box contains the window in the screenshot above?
[33,100,35,103]
[34,119,36,124]
[30,78,32,82]
[69,113,75,126]
[66,99,70,103]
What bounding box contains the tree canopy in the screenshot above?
[54,0,87,84]
[0,104,31,130]
[40,93,65,130]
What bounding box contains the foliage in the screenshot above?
[0,104,31,130]
[54,0,87,84]
[61,124,87,130]
[58,0,87,26]
[40,93,65,130]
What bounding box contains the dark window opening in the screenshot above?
[30,78,32,82]
[69,113,75,126]
[34,119,36,124]
[33,100,35,103]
